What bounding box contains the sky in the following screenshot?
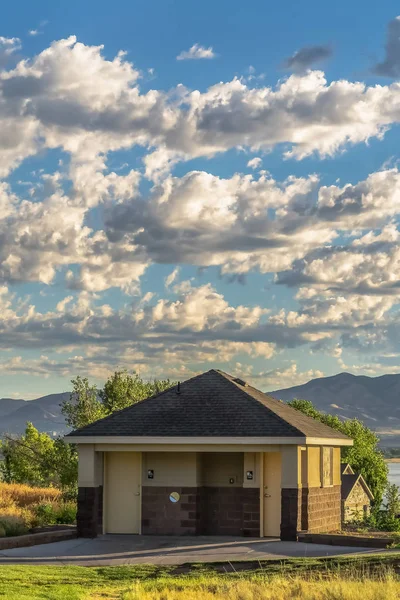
[1,1,400,398]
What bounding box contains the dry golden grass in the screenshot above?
[124,573,400,600]
[0,483,61,507]
[0,563,398,600]
[0,483,65,534]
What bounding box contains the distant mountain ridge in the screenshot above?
[270,372,400,447]
[0,393,70,437]
[2,372,400,445]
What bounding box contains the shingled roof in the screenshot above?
[67,369,351,440]
[341,473,374,501]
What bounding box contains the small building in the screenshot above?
[341,464,374,522]
[66,369,352,540]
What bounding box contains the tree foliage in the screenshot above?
[0,422,77,492]
[288,398,388,506]
[0,371,174,492]
[62,370,174,430]
[99,370,173,414]
[61,376,104,430]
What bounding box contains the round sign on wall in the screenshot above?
[169,492,180,503]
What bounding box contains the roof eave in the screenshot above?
[65,434,352,446]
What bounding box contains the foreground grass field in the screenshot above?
[0,556,399,600]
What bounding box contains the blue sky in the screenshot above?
[1,1,400,398]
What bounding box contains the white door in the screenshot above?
[263,452,282,537]
[105,452,141,534]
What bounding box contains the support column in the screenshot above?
[243,452,261,537]
[280,446,301,541]
[76,445,103,537]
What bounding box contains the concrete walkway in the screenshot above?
[0,535,391,566]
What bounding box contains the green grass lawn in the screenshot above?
[0,556,399,600]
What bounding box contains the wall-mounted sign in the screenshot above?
[147,469,154,479]
[246,470,254,480]
[169,491,180,503]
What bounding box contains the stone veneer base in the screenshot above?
[142,487,199,535]
[301,485,341,533]
[77,486,103,538]
[142,486,260,536]
[77,484,341,539]
[280,488,301,541]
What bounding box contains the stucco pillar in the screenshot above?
[77,445,103,537]
[280,446,301,541]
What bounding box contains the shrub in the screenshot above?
[363,483,400,532]
[32,501,77,528]
[32,503,57,527]
[0,503,33,528]
[0,523,5,537]
[54,501,76,524]
[0,516,28,537]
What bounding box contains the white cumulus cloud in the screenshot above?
[177,43,216,60]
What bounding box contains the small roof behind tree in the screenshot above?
[66,369,352,442]
[341,471,374,501]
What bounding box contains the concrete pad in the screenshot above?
[0,535,392,566]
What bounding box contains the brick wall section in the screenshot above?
[200,487,243,535]
[199,487,260,536]
[242,488,260,537]
[142,486,260,536]
[97,485,103,533]
[280,488,301,541]
[302,485,341,533]
[141,487,199,535]
[77,486,102,537]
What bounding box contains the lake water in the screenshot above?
[388,462,400,488]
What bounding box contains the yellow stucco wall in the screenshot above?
[307,446,322,488]
[333,447,341,486]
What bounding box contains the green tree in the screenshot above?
[99,369,173,413]
[385,483,400,519]
[0,423,77,492]
[0,422,55,486]
[48,437,78,494]
[61,376,104,430]
[288,399,388,507]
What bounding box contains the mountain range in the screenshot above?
[0,393,70,438]
[1,372,399,446]
[271,372,400,447]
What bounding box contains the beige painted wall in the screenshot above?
[280,446,300,488]
[201,452,244,487]
[142,451,262,488]
[243,452,261,488]
[142,452,199,486]
[77,445,103,488]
